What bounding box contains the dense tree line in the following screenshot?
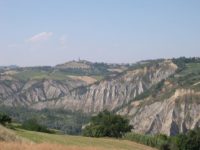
[172,57,200,71]
[0,106,90,135]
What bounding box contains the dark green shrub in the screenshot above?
[159,143,171,150]
[22,118,52,133]
[176,128,200,150]
[0,113,11,125]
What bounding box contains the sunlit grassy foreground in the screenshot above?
[0,125,156,150]
[0,142,103,150]
[12,129,156,150]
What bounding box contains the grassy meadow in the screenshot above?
[0,125,156,150]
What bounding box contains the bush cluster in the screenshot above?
[124,128,200,150]
[124,133,170,149]
[21,119,52,133]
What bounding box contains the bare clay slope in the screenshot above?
[0,60,177,113]
[118,60,200,135]
[30,60,177,113]
[119,89,200,136]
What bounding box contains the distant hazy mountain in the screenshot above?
[0,65,18,70]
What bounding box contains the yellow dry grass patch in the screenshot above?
[0,142,156,150]
[0,125,22,142]
[14,129,156,150]
[1,70,18,75]
[68,75,97,84]
[0,142,103,150]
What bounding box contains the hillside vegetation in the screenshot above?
[0,107,90,135]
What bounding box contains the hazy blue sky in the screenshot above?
[0,0,200,66]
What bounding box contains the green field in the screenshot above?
[13,70,72,81]
[179,63,200,75]
[13,128,155,150]
[175,63,200,88]
[0,124,156,150]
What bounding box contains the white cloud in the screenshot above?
[26,32,53,43]
[59,35,68,48]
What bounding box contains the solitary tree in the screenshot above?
[83,110,132,138]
